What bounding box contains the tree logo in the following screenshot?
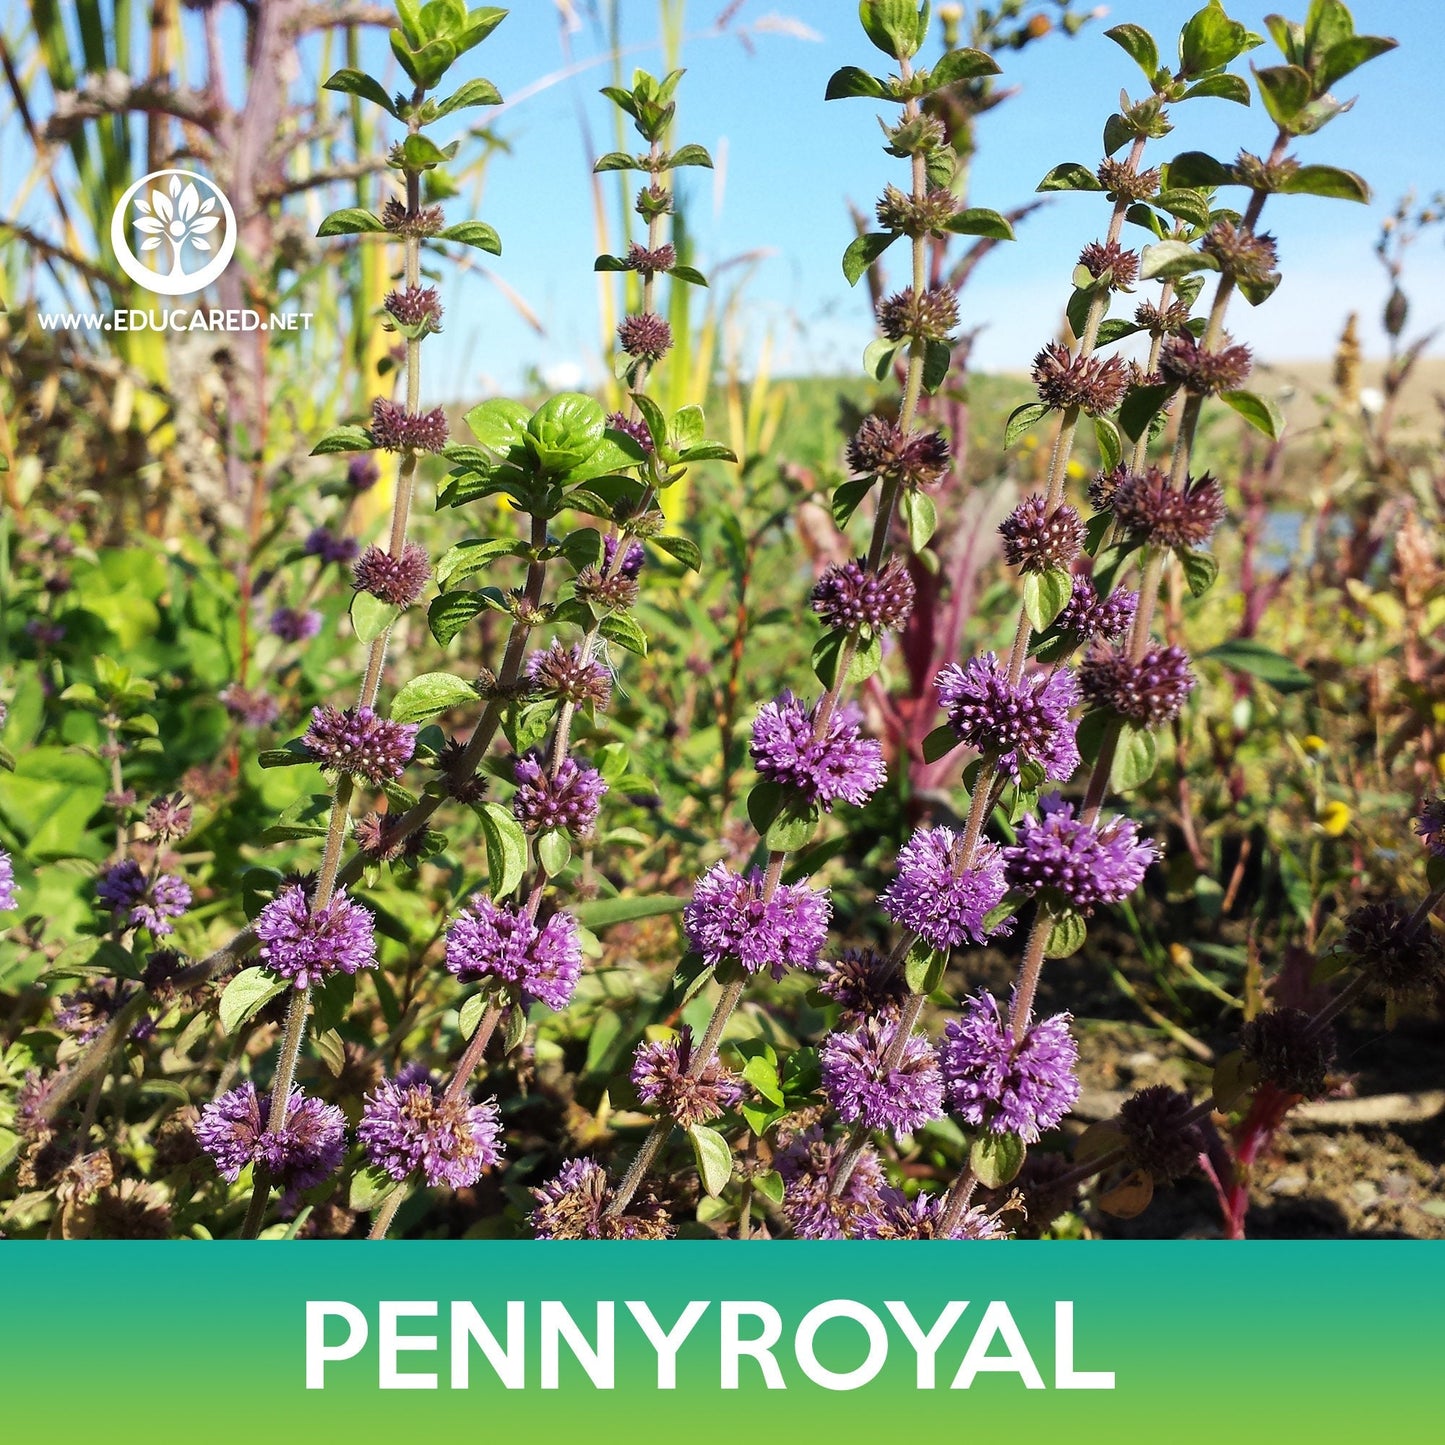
[109,168,237,297]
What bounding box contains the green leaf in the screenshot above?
[219,967,286,1035]
[323,68,399,116]
[478,802,528,898]
[350,1165,404,1212]
[1022,568,1073,632]
[1178,547,1219,597]
[311,974,356,1035]
[1105,23,1159,80]
[436,536,525,587]
[1153,187,1213,228]
[903,940,948,996]
[593,151,642,172]
[1140,238,1216,282]
[899,489,938,552]
[1220,388,1285,440]
[1166,150,1235,188]
[944,208,1014,240]
[571,894,685,929]
[1103,112,1134,156]
[858,0,927,59]
[671,265,708,288]
[1180,1,1256,74]
[437,220,502,254]
[689,1123,733,1197]
[742,1054,784,1107]
[459,992,491,1041]
[434,76,503,116]
[921,339,952,394]
[428,590,488,647]
[1201,640,1312,693]
[1275,163,1370,203]
[1314,34,1396,93]
[390,671,478,724]
[928,46,999,87]
[1111,723,1158,792]
[842,230,897,286]
[351,591,400,645]
[747,781,821,852]
[399,132,452,170]
[465,396,531,452]
[311,424,375,455]
[668,143,713,168]
[1094,415,1123,472]
[811,629,882,689]
[599,612,647,657]
[1119,383,1173,442]
[1253,63,1312,128]
[922,723,959,763]
[832,476,875,525]
[317,207,387,237]
[1044,908,1088,960]
[1182,73,1252,104]
[825,64,892,100]
[863,337,901,382]
[970,1131,1027,1189]
[1037,162,1106,193]
[649,534,702,571]
[536,827,572,879]
[753,1170,785,1206]
[1004,400,1051,447]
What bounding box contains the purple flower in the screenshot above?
[95,860,190,936]
[854,1189,1004,1240]
[304,527,359,566]
[1080,645,1195,729]
[631,1026,744,1129]
[303,704,418,783]
[444,894,583,1012]
[880,826,1010,951]
[816,947,910,1023]
[936,654,1079,782]
[370,397,448,452]
[939,990,1080,1142]
[358,1072,503,1188]
[750,691,885,810]
[1414,797,1445,858]
[254,884,377,990]
[512,753,608,836]
[776,1125,887,1240]
[1058,576,1137,644]
[352,541,432,608]
[810,557,915,633]
[603,532,646,580]
[195,1082,346,1196]
[820,1017,944,1134]
[527,643,612,709]
[530,1158,672,1240]
[269,607,322,643]
[1005,795,1156,912]
[219,683,279,728]
[683,863,830,979]
[0,849,15,912]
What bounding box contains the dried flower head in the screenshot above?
[940,990,1080,1142]
[617,312,673,362]
[303,704,418,782]
[359,1072,503,1188]
[94,1179,173,1239]
[1158,333,1253,395]
[820,1018,944,1134]
[1117,1085,1204,1183]
[880,827,1011,951]
[384,284,444,330]
[352,541,432,608]
[999,495,1087,573]
[1096,159,1161,201]
[354,811,427,864]
[434,739,489,805]
[254,883,377,990]
[370,397,449,452]
[530,1158,671,1240]
[1078,240,1139,290]
[936,653,1080,782]
[1079,645,1195,729]
[846,415,950,487]
[1032,342,1129,416]
[877,286,960,344]
[624,242,676,276]
[810,556,916,633]
[750,691,886,810]
[1233,150,1301,193]
[144,793,193,842]
[776,1125,886,1240]
[1340,900,1445,998]
[631,1026,744,1129]
[683,863,830,979]
[816,947,910,1023]
[1134,298,1194,336]
[381,198,444,236]
[1240,1007,1335,1098]
[875,183,959,235]
[854,1189,1004,1240]
[1005,795,1156,912]
[1201,220,1280,290]
[1110,468,1227,549]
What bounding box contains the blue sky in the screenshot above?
[7,1,1443,399]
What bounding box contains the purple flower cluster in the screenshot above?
[1080,645,1195,728]
[268,607,322,643]
[219,683,279,728]
[95,859,192,937]
[820,1018,944,1134]
[1005,795,1156,912]
[810,556,916,634]
[444,894,582,1012]
[512,754,608,836]
[854,1189,1003,1240]
[0,849,15,912]
[1058,576,1137,643]
[530,1158,671,1240]
[358,1068,503,1188]
[196,1082,346,1197]
[776,1125,886,1240]
[683,863,830,978]
[353,541,432,608]
[527,643,612,709]
[304,527,359,566]
[936,654,1079,782]
[750,692,885,810]
[880,827,1010,951]
[603,532,646,580]
[254,884,377,990]
[303,704,418,783]
[631,1027,744,1129]
[939,991,1080,1142]
[1415,797,1445,858]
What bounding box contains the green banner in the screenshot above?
[4,1242,1437,1441]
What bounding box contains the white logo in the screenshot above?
[110,169,237,297]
